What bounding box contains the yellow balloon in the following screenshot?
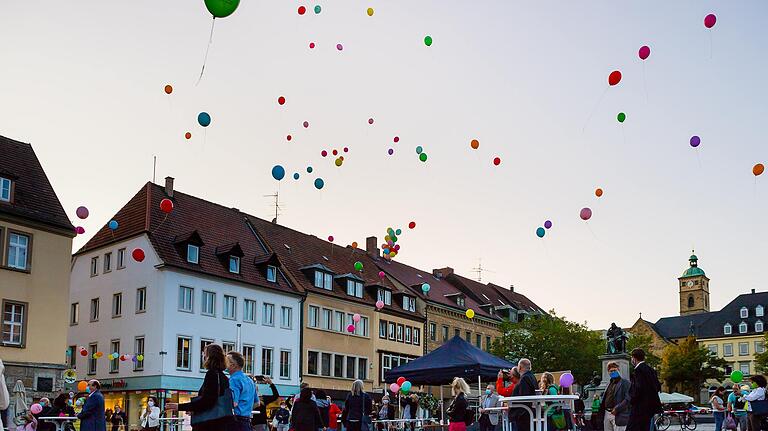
[367,7,374,16]
[466,309,475,319]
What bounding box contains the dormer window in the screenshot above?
[402,296,416,312]
[739,321,748,334]
[758,306,764,317]
[346,280,363,298]
[724,323,732,335]
[229,256,240,274]
[741,307,749,319]
[757,320,764,333]
[377,289,392,305]
[313,271,333,290]
[457,296,465,307]
[266,265,277,282]
[187,244,199,264]
[0,177,11,202]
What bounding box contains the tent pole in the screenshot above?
[478,375,482,422]
[441,385,445,426]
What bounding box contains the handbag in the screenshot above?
[724,414,737,430]
[191,372,235,425]
[551,409,566,430]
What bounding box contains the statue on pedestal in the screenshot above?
[606,323,628,354]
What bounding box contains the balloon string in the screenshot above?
[709,31,713,60]
[582,87,608,134]
[196,18,216,86]
[695,149,702,169]
[585,222,599,241]
[642,63,649,103]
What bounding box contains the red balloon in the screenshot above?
[286,135,292,141]
[160,198,174,214]
[397,377,406,386]
[580,207,593,221]
[638,45,650,60]
[408,221,416,229]
[309,42,316,49]
[184,132,192,140]
[393,136,400,143]
[303,121,309,128]
[493,157,501,166]
[332,149,338,156]
[278,96,286,105]
[321,150,328,157]
[80,349,88,357]
[368,118,374,125]
[608,70,622,86]
[132,248,145,262]
[328,236,334,242]
[298,6,306,15]
[704,13,716,29]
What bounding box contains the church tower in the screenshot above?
[679,251,710,316]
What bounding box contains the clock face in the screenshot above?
[687,281,694,287]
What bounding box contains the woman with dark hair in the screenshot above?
[315,390,331,431]
[710,386,726,431]
[140,396,160,431]
[742,375,767,431]
[251,377,280,431]
[167,344,234,430]
[110,404,127,431]
[291,388,324,431]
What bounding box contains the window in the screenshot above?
[346,280,363,298]
[388,322,395,340]
[308,351,319,375]
[402,296,416,312]
[380,320,387,338]
[455,328,461,338]
[457,296,465,307]
[486,336,492,350]
[2,301,26,346]
[111,293,122,317]
[110,340,120,373]
[756,341,765,354]
[381,354,412,381]
[90,256,99,276]
[179,286,193,312]
[724,323,732,335]
[136,288,147,313]
[229,256,240,273]
[358,357,367,380]
[346,356,356,379]
[314,271,323,288]
[476,334,482,348]
[708,344,718,354]
[70,303,79,326]
[88,343,97,374]
[757,321,764,333]
[334,354,344,378]
[741,307,749,319]
[322,308,333,330]
[267,265,277,282]
[396,324,403,342]
[740,363,750,375]
[739,321,748,334]
[280,350,291,379]
[465,331,472,342]
[360,316,369,337]
[222,342,235,354]
[0,177,10,202]
[177,336,192,370]
[67,346,77,368]
[90,298,99,321]
[413,328,420,346]
[724,343,734,357]
[244,299,256,323]
[314,271,333,290]
[7,233,30,270]
[321,352,332,376]
[378,289,392,305]
[200,339,213,371]
[405,326,412,343]
[442,325,449,342]
[201,291,216,316]
[117,248,126,269]
[758,306,765,318]
[263,303,275,326]
[187,244,199,264]
[308,305,319,328]
[687,295,694,308]
[262,348,273,376]
[429,322,436,341]
[242,345,255,374]
[740,342,750,356]
[103,252,112,273]
[223,295,236,320]
[335,311,345,332]
[280,306,293,329]
[134,337,145,371]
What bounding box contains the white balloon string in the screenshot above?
[582,87,608,134]
[642,62,649,103]
[196,18,216,86]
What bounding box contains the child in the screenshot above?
[274,401,291,431]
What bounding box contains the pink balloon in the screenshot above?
[378,271,385,279]
[75,226,85,235]
[31,404,43,414]
[390,383,400,393]
[352,313,361,323]
[580,207,593,221]
[347,324,356,333]
[376,300,384,309]
[328,235,334,242]
[638,45,650,60]
[336,43,344,51]
[704,13,716,29]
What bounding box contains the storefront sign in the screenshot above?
[101,379,128,389]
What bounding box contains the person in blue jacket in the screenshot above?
[77,380,106,431]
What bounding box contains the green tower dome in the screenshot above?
[682,252,705,277]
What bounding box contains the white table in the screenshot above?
[159,416,187,431]
[493,395,578,431]
[37,417,78,431]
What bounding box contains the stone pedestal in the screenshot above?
[598,353,632,389]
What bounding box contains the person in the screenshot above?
[316,390,332,431]
[479,383,501,431]
[447,377,471,431]
[140,397,160,431]
[252,377,280,431]
[539,373,559,431]
[274,401,291,431]
[34,398,54,431]
[291,388,324,431]
[560,386,574,431]
[497,368,520,397]
[328,399,342,431]
[109,405,127,431]
[377,395,395,430]
[400,393,418,431]
[341,380,372,431]
[226,352,256,431]
[77,380,107,431]
[711,386,726,431]
[22,410,38,431]
[511,358,538,431]
[48,394,76,431]
[591,394,602,431]
[166,343,234,431]
[727,384,748,431]
[626,349,661,431]
[0,359,8,431]
[741,375,767,431]
[573,393,586,430]
[600,362,631,431]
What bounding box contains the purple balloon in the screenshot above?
[544,220,552,229]
[388,148,394,155]
[580,208,592,221]
[690,136,701,148]
[559,372,575,388]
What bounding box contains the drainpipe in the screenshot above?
[298,295,306,390]
[236,324,242,351]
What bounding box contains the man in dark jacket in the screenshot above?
[77,380,107,431]
[626,349,662,431]
[511,358,538,431]
[600,362,631,431]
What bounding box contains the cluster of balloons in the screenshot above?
[297,5,322,15]
[536,220,553,238]
[381,227,402,260]
[416,146,428,162]
[390,377,413,394]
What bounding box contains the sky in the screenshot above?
[2,1,767,329]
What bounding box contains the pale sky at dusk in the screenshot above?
[2,1,766,329]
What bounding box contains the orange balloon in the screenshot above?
[754,163,765,176]
[470,139,479,150]
[595,188,603,197]
[351,241,358,249]
[77,381,88,392]
[164,84,173,94]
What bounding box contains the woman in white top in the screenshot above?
[741,375,767,431]
[710,386,726,431]
[140,396,161,431]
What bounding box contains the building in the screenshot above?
[69,179,303,425]
[0,136,75,401]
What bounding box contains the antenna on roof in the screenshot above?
[153,156,157,183]
[264,191,282,223]
[471,258,495,283]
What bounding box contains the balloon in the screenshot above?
[580,208,592,221]
[306,166,313,173]
[416,146,423,154]
[137,354,144,361]
[731,370,744,383]
[353,313,361,323]
[293,173,300,180]
[388,148,394,155]
[336,44,343,51]
[419,153,428,162]
[617,112,626,123]
[303,121,310,128]
[376,300,384,309]
[278,96,286,105]
[424,35,433,46]
[332,149,338,156]
[343,147,349,153]
[401,381,412,393]
[704,13,717,29]
[120,355,126,361]
[595,188,603,197]
[347,324,356,333]
[314,5,321,14]
[132,355,139,363]
[470,139,479,150]
[75,226,85,235]
[321,150,328,157]
[286,135,292,141]
[77,381,88,392]
[390,383,400,393]
[536,227,545,238]
[397,377,406,386]
[544,220,552,229]
[80,349,88,357]
[638,46,650,60]
[394,136,400,143]
[160,198,174,214]
[608,70,622,86]
[164,85,173,95]
[395,229,402,235]
[367,7,374,16]
[298,5,306,15]
[409,221,416,229]
[378,271,385,279]
[466,309,475,319]
[368,118,374,125]
[205,0,240,18]
[559,373,575,388]
[272,165,286,181]
[335,158,343,167]
[352,241,358,248]
[354,261,363,271]
[314,178,325,190]
[309,42,316,49]
[132,248,145,262]
[690,136,701,148]
[422,283,430,293]
[76,206,89,219]
[493,157,501,166]
[753,164,764,176]
[197,112,211,127]
[185,132,192,140]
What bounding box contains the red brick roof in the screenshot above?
[0,135,74,233]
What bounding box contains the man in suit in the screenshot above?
[601,362,631,431]
[511,358,538,431]
[479,383,502,431]
[77,380,106,431]
[626,349,661,431]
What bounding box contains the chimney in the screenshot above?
[752,289,756,294]
[510,284,515,292]
[164,176,175,198]
[433,267,454,278]
[366,236,379,256]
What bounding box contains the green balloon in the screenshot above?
[419,153,428,162]
[731,370,744,383]
[617,112,626,123]
[424,35,433,46]
[205,0,240,18]
[354,261,363,271]
[314,5,322,14]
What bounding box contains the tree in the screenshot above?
[490,310,603,384]
[755,335,768,374]
[626,334,661,371]
[660,335,727,397]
